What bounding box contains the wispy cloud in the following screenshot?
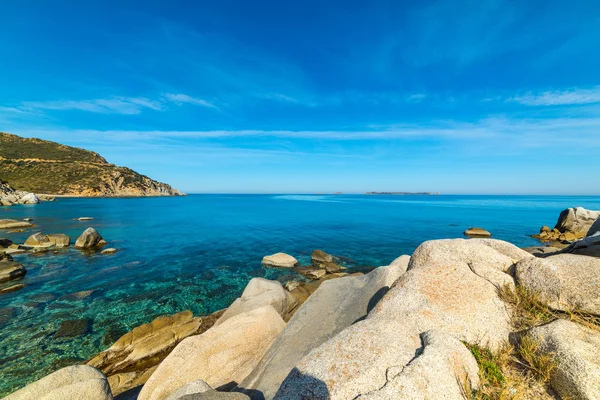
[508,86,600,106]
[162,93,220,110]
[21,97,163,115]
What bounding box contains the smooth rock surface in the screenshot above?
[75,227,104,249]
[0,219,33,229]
[527,319,600,400]
[272,240,521,399]
[464,227,492,237]
[165,380,212,400]
[3,365,112,400]
[25,232,51,246]
[555,207,600,236]
[47,234,70,247]
[179,392,250,400]
[0,261,26,283]
[261,253,298,268]
[311,249,333,267]
[515,254,600,315]
[239,257,410,400]
[215,278,297,326]
[101,248,118,254]
[139,306,285,400]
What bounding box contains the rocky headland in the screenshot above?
[3,205,600,400]
[0,132,182,197]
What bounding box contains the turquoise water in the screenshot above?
[1,194,600,395]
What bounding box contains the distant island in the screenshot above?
[365,191,440,195]
[0,132,182,197]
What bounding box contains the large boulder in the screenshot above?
[3,365,112,400]
[515,254,600,315]
[139,305,285,400]
[261,253,298,268]
[88,310,222,396]
[0,219,33,229]
[0,261,26,283]
[47,234,71,247]
[215,278,297,326]
[239,256,410,399]
[555,207,600,237]
[75,227,104,249]
[165,380,212,400]
[527,319,600,400]
[311,250,333,267]
[270,239,524,399]
[587,218,600,237]
[276,330,479,400]
[25,232,52,247]
[20,192,39,204]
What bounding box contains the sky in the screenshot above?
[1,0,600,194]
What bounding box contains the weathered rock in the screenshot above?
[78,217,95,220]
[165,380,212,400]
[0,219,33,229]
[588,218,600,237]
[555,207,600,236]
[59,290,96,301]
[311,249,333,267]
[276,330,479,400]
[0,306,16,325]
[179,392,250,400]
[0,238,13,248]
[0,180,40,206]
[0,261,26,282]
[47,234,70,247]
[523,246,561,257]
[25,232,52,246]
[271,239,522,399]
[215,278,297,326]
[541,225,551,233]
[139,305,286,400]
[283,281,300,292]
[55,318,91,338]
[23,218,33,222]
[261,253,298,268]
[75,227,104,249]
[464,227,492,237]
[239,257,409,399]
[515,254,600,315]
[101,248,118,254]
[0,283,27,294]
[295,266,326,280]
[4,365,112,400]
[20,192,39,204]
[527,319,600,400]
[88,310,223,396]
[0,252,14,261]
[323,262,345,273]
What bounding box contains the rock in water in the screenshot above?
[0,219,33,229]
[0,283,27,294]
[261,253,298,268]
[215,278,297,326]
[271,239,525,399]
[78,217,95,221]
[0,180,39,206]
[138,305,285,400]
[24,232,51,246]
[75,227,104,249]
[527,319,600,400]
[101,248,118,254]
[555,207,600,236]
[515,254,600,315]
[54,318,91,338]
[47,234,70,247]
[464,227,492,237]
[3,365,112,400]
[311,249,333,267]
[0,261,26,283]
[239,256,410,399]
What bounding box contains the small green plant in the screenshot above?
[516,336,556,384]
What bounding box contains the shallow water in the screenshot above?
[1,194,600,395]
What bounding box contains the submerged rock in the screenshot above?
[215,278,297,326]
[75,227,104,249]
[261,253,298,268]
[3,365,112,400]
[59,290,96,302]
[239,256,409,399]
[139,305,285,400]
[54,318,91,338]
[0,261,26,283]
[527,319,600,400]
[0,283,27,294]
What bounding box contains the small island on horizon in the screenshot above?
[365,191,440,195]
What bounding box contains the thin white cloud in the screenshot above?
[509,86,600,106]
[21,96,163,115]
[163,93,220,110]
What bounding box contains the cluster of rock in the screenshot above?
[1,227,116,295]
[534,207,600,243]
[9,236,600,399]
[261,249,349,281]
[0,180,40,206]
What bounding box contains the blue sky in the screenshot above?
[1,0,599,194]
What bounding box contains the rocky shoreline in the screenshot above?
[2,207,600,400]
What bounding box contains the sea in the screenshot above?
[1,194,600,395]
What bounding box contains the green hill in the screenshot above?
[0,132,182,197]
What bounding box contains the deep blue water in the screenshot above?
[1,194,600,395]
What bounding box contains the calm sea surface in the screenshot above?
[1,194,600,395]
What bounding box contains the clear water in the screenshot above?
[1,194,600,395]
